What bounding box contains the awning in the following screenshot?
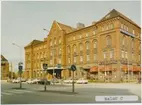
[82,65,91,69]
[47,67,65,70]
[90,66,98,72]
[99,66,112,71]
[133,66,141,71]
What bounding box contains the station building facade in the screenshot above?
[24,9,141,82]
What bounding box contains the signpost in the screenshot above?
[70,64,77,93]
[18,62,23,89]
[43,63,48,91]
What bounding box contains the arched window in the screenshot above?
[106,36,111,46]
[94,40,97,48]
[54,38,56,45]
[86,41,89,50]
[79,43,83,51]
[59,36,61,44]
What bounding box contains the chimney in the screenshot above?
[76,22,85,29]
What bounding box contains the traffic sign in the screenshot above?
[18,62,23,71]
[43,63,48,70]
[71,64,77,71]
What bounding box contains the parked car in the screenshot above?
[26,79,33,84]
[76,78,88,84]
[63,79,73,84]
[32,79,40,84]
[12,79,20,83]
[50,78,59,84]
[38,79,51,85]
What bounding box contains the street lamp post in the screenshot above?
[12,43,23,89]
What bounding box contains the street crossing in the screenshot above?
[1,89,33,96]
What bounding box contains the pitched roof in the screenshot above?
[1,55,8,61]
[98,9,140,28]
[25,40,43,48]
[56,21,76,33]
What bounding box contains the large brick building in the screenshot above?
[1,55,9,80]
[24,9,141,82]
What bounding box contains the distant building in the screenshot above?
[1,55,9,80]
[24,9,141,82]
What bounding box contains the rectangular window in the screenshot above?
[50,60,52,65]
[121,24,123,29]
[94,54,97,61]
[93,30,96,35]
[80,56,83,62]
[59,58,61,64]
[74,57,76,63]
[132,53,134,60]
[133,29,135,35]
[86,33,89,37]
[122,51,124,58]
[87,55,90,61]
[104,52,106,59]
[125,52,127,58]
[68,58,70,64]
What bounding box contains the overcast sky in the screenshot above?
[1,1,141,71]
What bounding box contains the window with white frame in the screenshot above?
[86,42,89,50]
[50,59,52,65]
[104,52,106,59]
[102,27,104,31]
[73,37,75,40]
[110,50,114,58]
[122,51,124,58]
[80,56,83,62]
[54,39,56,45]
[74,45,76,52]
[125,51,127,58]
[126,26,128,31]
[59,58,61,64]
[68,58,70,64]
[87,55,90,61]
[94,54,97,61]
[106,26,108,30]
[106,36,111,46]
[93,30,96,35]
[94,41,97,48]
[59,38,61,44]
[80,44,83,51]
[121,23,124,29]
[50,41,52,46]
[86,33,89,37]
[110,23,114,29]
[59,48,61,55]
[133,29,135,35]
[132,53,134,60]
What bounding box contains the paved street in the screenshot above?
[1,81,141,104]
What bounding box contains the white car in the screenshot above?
[76,79,88,84]
[12,79,20,83]
[63,79,73,84]
[32,79,40,84]
[26,79,33,84]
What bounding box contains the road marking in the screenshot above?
[1,92,13,95]
[6,90,33,94]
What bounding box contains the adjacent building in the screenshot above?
[24,9,141,82]
[1,55,9,80]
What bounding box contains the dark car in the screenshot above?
[38,79,51,85]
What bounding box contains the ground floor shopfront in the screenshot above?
[24,64,141,82]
